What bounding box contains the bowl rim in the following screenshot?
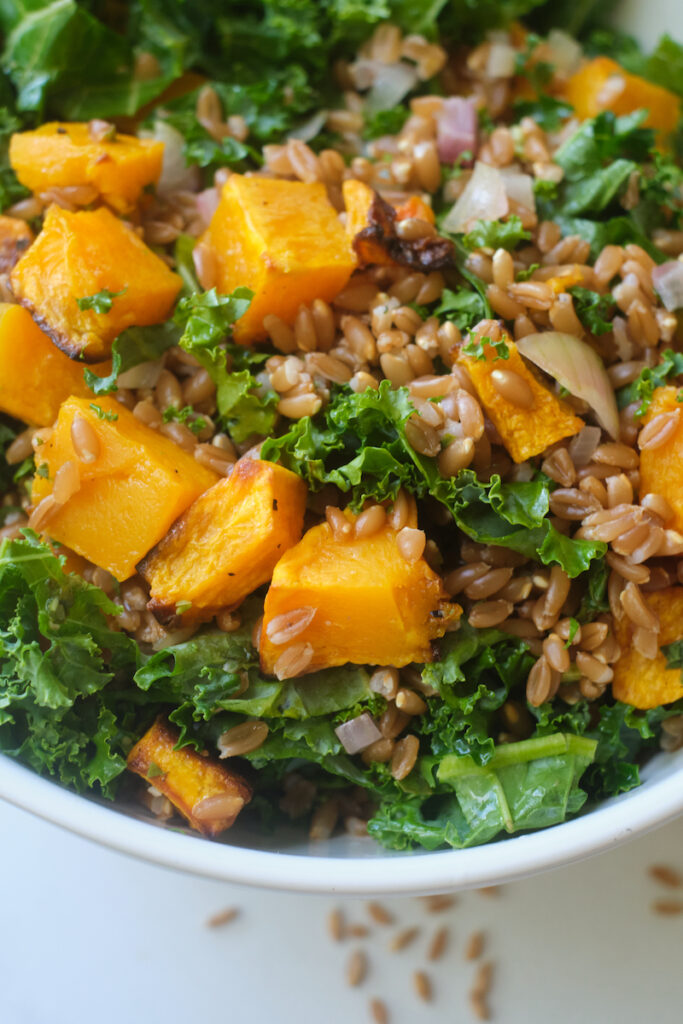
[1,752,682,895]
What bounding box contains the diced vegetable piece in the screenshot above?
[127,717,252,837]
[565,57,680,142]
[259,510,461,676]
[0,215,32,272]
[32,396,218,581]
[0,304,110,426]
[10,205,182,361]
[459,336,584,462]
[343,178,393,266]
[9,122,164,212]
[612,588,683,709]
[639,387,683,533]
[140,458,307,620]
[393,194,436,225]
[201,174,356,343]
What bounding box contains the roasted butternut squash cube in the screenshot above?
[459,336,583,462]
[565,57,680,143]
[32,396,218,581]
[0,303,110,426]
[612,588,683,709]
[0,215,32,272]
[200,174,356,343]
[140,458,307,620]
[640,387,683,534]
[343,179,394,266]
[259,510,461,676]
[342,180,440,269]
[10,205,182,361]
[9,122,164,212]
[127,717,252,837]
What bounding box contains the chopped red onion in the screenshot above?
[436,96,478,164]
[568,425,602,467]
[442,161,508,233]
[652,260,683,312]
[196,187,220,227]
[517,331,620,440]
[335,713,382,755]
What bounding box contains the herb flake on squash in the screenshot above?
[10,205,182,362]
[612,588,683,709]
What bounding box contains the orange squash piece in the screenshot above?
[344,179,395,266]
[10,205,182,361]
[565,57,680,143]
[459,336,584,463]
[127,717,252,837]
[0,215,32,272]
[612,588,683,709]
[393,194,435,225]
[9,122,164,212]
[259,509,461,676]
[200,174,356,343]
[0,303,110,426]
[140,458,307,620]
[639,387,683,533]
[32,396,218,581]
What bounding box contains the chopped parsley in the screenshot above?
[463,335,510,361]
[76,288,127,314]
[89,403,118,422]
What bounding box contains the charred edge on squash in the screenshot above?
[16,297,103,362]
[353,191,455,271]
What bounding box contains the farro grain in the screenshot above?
[387,489,415,531]
[487,283,525,319]
[354,505,387,539]
[217,721,269,758]
[658,529,683,556]
[526,655,553,706]
[413,971,432,1002]
[182,368,216,406]
[469,599,513,628]
[638,410,680,451]
[405,343,434,377]
[265,607,317,646]
[640,492,674,524]
[577,621,609,651]
[309,797,339,840]
[620,581,659,630]
[649,865,683,889]
[216,609,241,633]
[456,390,485,440]
[427,925,449,961]
[576,651,613,684]
[369,997,389,1024]
[328,908,346,941]
[361,737,395,764]
[159,421,197,452]
[193,792,245,823]
[513,313,537,339]
[369,666,399,700]
[464,567,514,600]
[605,473,634,508]
[395,688,427,715]
[348,923,370,937]
[350,371,380,393]
[490,368,535,408]
[346,949,367,987]
[389,273,425,305]
[5,428,34,465]
[405,415,441,456]
[555,617,581,644]
[397,526,426,563]
[133,399,162,428]
[380,352,414,387]
[611,520,652,558]
[307,352,353,384]
[193,443,235,476]
[542,448,576,487]
[592,442,639,469]
[367,902,393,926]
[422,893,456,913]
[508,280,554,309]
[497,576,533,603]
[628,525,665,564]
[390,734,419,780]
[273,642,314,680]
[52,460,80,505]
[277,392,322,418]
[633,625,659,659]
[294,304,318,352]
[438,437,475,476]
[206,907,239,928]
[443,561,490,595]
[416,271,445,305]
[549,292,584,335]
[543,633,570,673]
[465,930,486,961]
[652,900,683,916]
[388,926,420,952]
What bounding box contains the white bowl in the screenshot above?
[1,0,682,894]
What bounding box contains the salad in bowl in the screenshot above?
[0,0,682,863]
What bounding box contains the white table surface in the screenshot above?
[1,798,682,1024]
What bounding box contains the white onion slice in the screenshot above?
[652,260,683,312]
[436,96,478,164]
[287,109,328,143]
[486,42,517,79]
[335,713,382,755]
[442,161,508,233]
[547,30,583,75]
[516,331,619,440]
[151,120,201,196]
[367,60,419,112]
[500,168,536,213]
[116,359,164,390]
